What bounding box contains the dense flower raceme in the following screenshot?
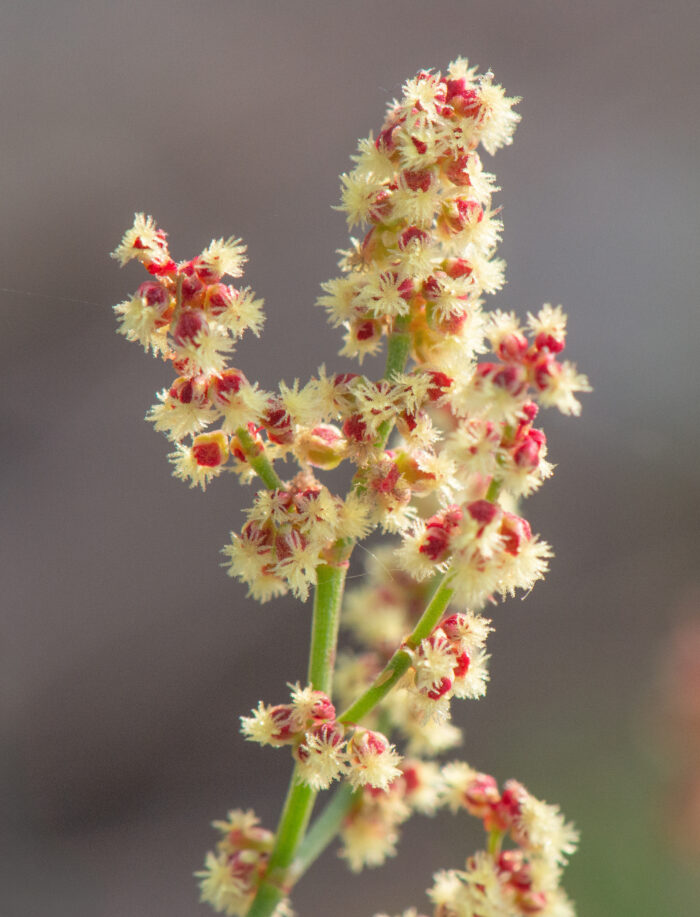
[111,58,586,917]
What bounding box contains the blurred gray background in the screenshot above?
[2,1,699,914]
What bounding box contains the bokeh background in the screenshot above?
[2,1,700,914]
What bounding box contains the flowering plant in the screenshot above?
[111,58,588,917]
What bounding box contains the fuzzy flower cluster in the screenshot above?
[197,810,290,917]
[221,471,370,601]
[397,499,551,608]
[372,763,578,917]
[336,549,490,755]
[111,56,586,602]
[241,683,401,792]
[112,57,586,917]
[339,758,442,872]
[111,214,269,490]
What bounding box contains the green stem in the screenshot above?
[485,477,502,503]
[247,318,411,915]
[235,425,283,491]
[247,564,347,917]
[338,574,454,725]
[307,564,346,694]
[376,314,412,448]
[488,827,504,857]
[291,783,357,882]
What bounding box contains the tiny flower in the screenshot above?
[294,721,347,790]
[347,729,402,790]
[195,236,247,282]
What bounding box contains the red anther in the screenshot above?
[180,271,205,307]
[209,369,248,404]
[402,168,433,192]
[342,414,371,443]
[312,425,340,445]
[241,519,274,549]
[146,259,177,276]
[521,401,539,422]
[513,429,545,469]
[535,330,565,354]
[442,506,464,530]
[371,462,401,495]
[491,363,527,396]
[513,439,540,469]
[500,513,532,556]
[169,375,207,406]
[441,608,475,639]
[443,154,472,187]
[443,257,474,278]
[437,308,468,334]
[396,411,419,438]
[274,529,307,561]
[440,198,484,236]
[531,352,556,390]
[192,431,229,467]
[356,318,379,341]
[137,280,170,310]
[399,226,430,249]
[452,650,470,678]
[440,614,464,639]
[497,849,526,876]
[375,116,403,152]
[169,377,193,404]
[420,525,451,562]
[173,309,208,345]
[401,764,420,794]
[205,283,238,316]
[310,695,336,723]
[396,276,415,300]
[497,332,529,362]
[308,720,344,748]
[425,370,454,401]
[333,372,359,389]
[411,136,428,155]
[422,275,442,298]
[368,188,393,223]
[228,850,257,885]
[171,356,191,374]
[444,79,482,119]
[467,499,499,526]
[427,676,453,700]
[268,704,298,743]
[360,227,378,262]
[262,399,294,445]
[363,730,388,754]
[463,773,501,819]
[499,779,526,822]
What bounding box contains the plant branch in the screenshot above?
[291,782,357,882]
[376,314,412,448]
[246,564,347,917]
[338,573,454,725]
[235,425,284,491]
